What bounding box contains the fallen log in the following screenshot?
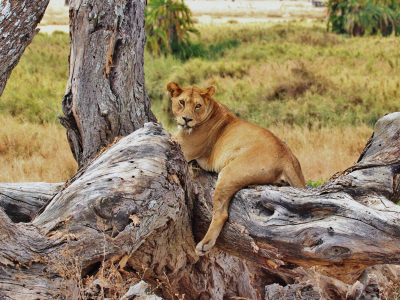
[1,113,400,299]
[0,123,259,299]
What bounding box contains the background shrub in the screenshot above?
[327,0,400,36]
[145,0,199,58]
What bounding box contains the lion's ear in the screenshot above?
[167,82,183,97]
[201,86,215,98]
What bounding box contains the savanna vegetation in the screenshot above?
[1,21,399,183]
[0,31,77,182]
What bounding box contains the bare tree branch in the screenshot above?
[0,0,50,96]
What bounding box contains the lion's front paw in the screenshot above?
[195,239,216,256]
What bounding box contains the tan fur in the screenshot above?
[167,82,306,256]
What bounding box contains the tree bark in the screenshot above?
[2,0,400,298]
[0,0,50,96]
[59,0,157,167]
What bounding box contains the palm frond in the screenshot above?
[327,0,400,36]
[145,0,198,57]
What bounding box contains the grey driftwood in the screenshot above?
[1,113,400,299]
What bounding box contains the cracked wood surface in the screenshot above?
[59,0,156,167]
[0,0,50,96]
[0,123,259,300]
[1,113,400,298]
[0,182,63,223]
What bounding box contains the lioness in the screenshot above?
[167,82,306,256]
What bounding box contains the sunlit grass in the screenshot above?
[0,115,77,182]
[147,22,399,128]
[269,124,372,182]
[0,22,397,182]
[0,31,69,124]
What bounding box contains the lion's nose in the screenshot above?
[182,117,193,123]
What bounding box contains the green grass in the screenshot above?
[0,22,390,182]
[307,179,324,188]
[0,31,69,124]
[1,22,399,131]
[146,21,400,132]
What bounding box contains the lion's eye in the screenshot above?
[195,104,202,109]
[179,100,185,106]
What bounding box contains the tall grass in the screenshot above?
[0,115,77,182]
[2,22,396,182]
[147,22,399,129]
[0,31,69,124]
[270,124,371,182]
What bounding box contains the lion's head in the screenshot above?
[167,82,215,131]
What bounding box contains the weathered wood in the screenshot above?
[0,123,259,300]
[270,265,393,300]
[346,274,380,300]
[265,282,322,300]
[1,113,400,298]
[0,183,63,223]
[9,0,400,298]
[120,281,163,300]
[1,112,400,298]
[0,0,50,96]
[59,0,157,167]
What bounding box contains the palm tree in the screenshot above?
[327,0,400,36]
[145,0,199,57]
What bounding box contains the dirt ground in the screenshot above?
[38,0,327,33]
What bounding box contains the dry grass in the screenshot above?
[269,124,372,182]
[42,240,140,299]
[0,112,370,183]
[0,115,77,183]
[382,281,400,300]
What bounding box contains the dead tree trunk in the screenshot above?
[0,182,63,223]
[59,0,157,167]
[1,113,400,299]
[191,112,400,285]
[1,1,259,299]
[0,0,50,96]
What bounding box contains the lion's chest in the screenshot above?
[196,157,222,173]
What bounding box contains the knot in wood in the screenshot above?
[93,196,138,236]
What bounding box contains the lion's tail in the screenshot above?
[284,158,306,189]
